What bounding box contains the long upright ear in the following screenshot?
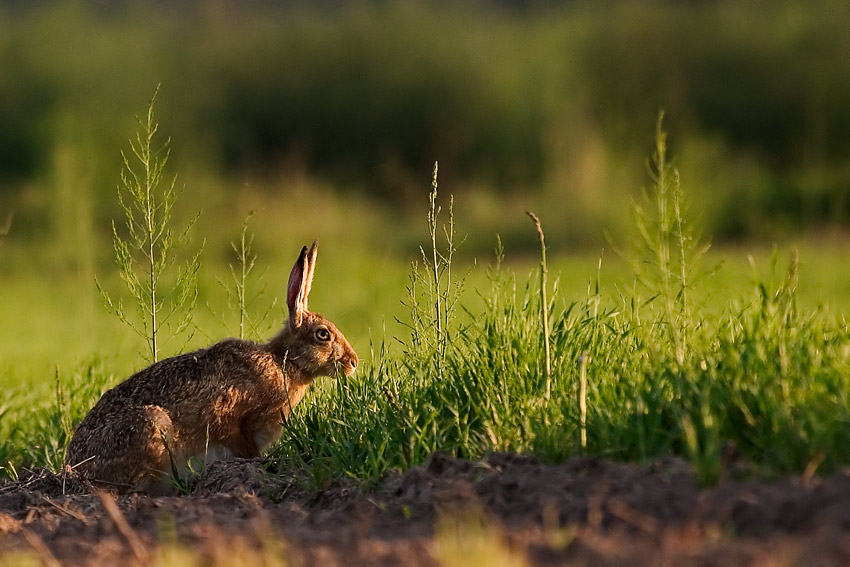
[286,245,309,328]
[301,240,319,310]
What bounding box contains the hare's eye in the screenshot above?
[315,327,331,342]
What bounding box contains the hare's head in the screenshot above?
[274,241,358,379]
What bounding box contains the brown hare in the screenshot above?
[65,241,358,492]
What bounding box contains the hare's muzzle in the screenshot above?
[332,334,358,378]
[333,349,358,378]
[341,355,358,377]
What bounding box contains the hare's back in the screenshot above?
[77,348,211,420]
[201,338,285,383]
[103,339,280,406]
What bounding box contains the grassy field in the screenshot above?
[4,6,850,567]
[3,117,850,486]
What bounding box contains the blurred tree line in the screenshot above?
[1,0,849,244]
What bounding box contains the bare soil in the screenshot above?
[3,452,850,566]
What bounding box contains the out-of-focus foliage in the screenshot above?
[1,0,849,242]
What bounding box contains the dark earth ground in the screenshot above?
[3,452,850,566]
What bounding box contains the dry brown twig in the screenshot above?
[95,490,149,565]
[40,496,88,523]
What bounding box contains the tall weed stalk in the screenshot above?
[97,87,204,362]
[526,211,552,401]
[627,113,709,364]
[210,211,277,340]
[401,161,465,379]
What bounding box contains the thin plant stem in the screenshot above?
[97,86,203,362]
[527,211,551,400]
[429,163,443,364]
[579,351,589,450]
[673,168,689,359]
[142,99,160,361]
[236,214,252,339]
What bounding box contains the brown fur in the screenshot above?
[65,242,357,492]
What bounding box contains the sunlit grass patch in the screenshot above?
[270,120,850,486]
[3,116,850,489]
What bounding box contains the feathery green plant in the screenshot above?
[211,211,277,340]
[627,112,710,365]
[400,161,466,379]
[96,87,204,362]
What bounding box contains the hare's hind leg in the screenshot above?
[134,405,179,490]
[67,405,176,491]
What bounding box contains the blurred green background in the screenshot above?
[2,0,850,377]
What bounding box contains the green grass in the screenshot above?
[268,236,850,488]
[3,235,850,484]
[266,129,850,486]
[4,237,850,481]
[264,143,846,488]
[3,120,850,487]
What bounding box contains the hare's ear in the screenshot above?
[302,240,318,309]
[286,245,309,328]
